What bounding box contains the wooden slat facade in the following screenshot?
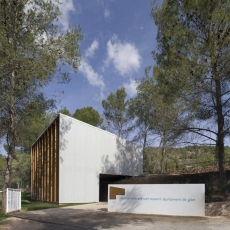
[31,117,59,202]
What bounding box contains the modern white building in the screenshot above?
[31,113,143,203]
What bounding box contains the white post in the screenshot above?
[6,188,8,213]
[19,190,21,210]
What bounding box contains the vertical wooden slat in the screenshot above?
[38,141,40,200]
[41,135,44,201]
[39,137,42,200]
[52,124,55,201]
[33,144,36,200]
[30,146,34,199]
[34,143,36,200]
[40,137,42,200]
[31,147,33,199]
[35,143,38,200]
[36,140,38,200]
[40,135,45,201]
[47,128,50,201]
[49,126,53,201]
[35,142,37,200]
[46,129,49,201]
[31,116,60,203]
[44,131,47,201]
[43,135,45,201]
[33,145,35,199]
[56,119,59,203]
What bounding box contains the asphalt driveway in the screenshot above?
[2,202,230,230]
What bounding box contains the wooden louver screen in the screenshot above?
[31,117,59,202]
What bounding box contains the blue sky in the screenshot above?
[43,0,161,115]
[0,0,162,155]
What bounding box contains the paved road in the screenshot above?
[2,203,230,230]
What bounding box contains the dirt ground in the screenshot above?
[1,202,230,230]
[206,201,230,216]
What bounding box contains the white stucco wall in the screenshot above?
[58,114,143,203]
[108,184,205,216]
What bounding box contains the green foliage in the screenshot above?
[0,154,6,189]
[0,193,9,224]
[138,73,186,143]
[16,97,56,153]
[131,68,187,173]
[59,107,71,116]
[10,111,56,189]
[0,0,83,136]
[102,88,132,138]
[72,107,103,127]
[128,69,156,145]
[0,0,82,212]
[144,147,161,173]
[0,0,83,139]
[0,111,56,190]
[11,152,30,188]
[57,106,103,127]
[152,0,230,182]
[144,145,219,173]
[0,154,6,171]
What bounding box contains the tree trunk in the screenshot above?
[2,145,14,213]
[160,131,166,174]
[215,75,227,184]
[118,122,122,138]
[142,129,148,172]
[2,71,16,213]
[161,147,166,174]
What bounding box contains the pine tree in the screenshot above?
[0,0,82,212]
[152,0,230,183]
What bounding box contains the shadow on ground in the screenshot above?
[9,207,157,229]
[3,203,230,230]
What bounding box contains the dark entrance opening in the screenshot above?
[99,174,131,201]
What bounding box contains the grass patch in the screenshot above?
[0,210,9,225]
[0,191,87,223]
[21,193,85,211]
[0,192,9,225]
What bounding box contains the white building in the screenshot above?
[31,113,143,203]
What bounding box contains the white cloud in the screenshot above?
[105,36,141,76]
[57,0,75,30]
[85,40,99,58]
[79,59,105,88]
[25,0,75,31]
[124,79,138,97]
[104,9,110,18]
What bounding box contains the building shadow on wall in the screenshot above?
[101,137,143,176]
[109,185,144,213]
[99,138,143,202]
[59,115,73,163]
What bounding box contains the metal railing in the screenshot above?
[6,188,21,213]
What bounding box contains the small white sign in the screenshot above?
[108,184,205,216]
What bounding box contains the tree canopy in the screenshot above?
[72,107,103,127]
[0,0,82,212]
[59,107,72,116]
[129,67,187,173]
[102,88,132,138]
[152,0,230,182]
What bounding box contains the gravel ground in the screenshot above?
[1,202,230,230]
